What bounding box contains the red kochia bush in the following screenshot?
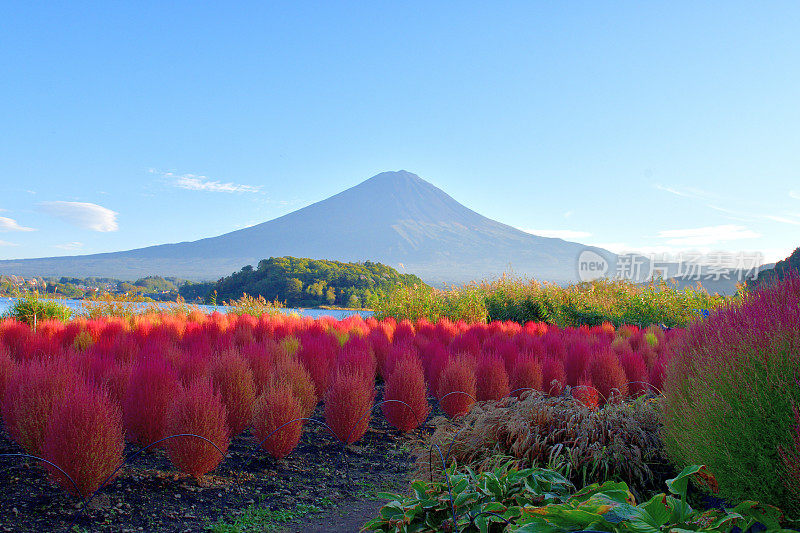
[475,356,510,401]
[324,372,375,444]
[382,357,430,432]
[620,351,649,397]
[241,340,275,393]
[165,380,229,478]
[541,357,566,396]
[2,357,77,455]
[509,354,543,396]
[178,352,211,386]
[297,334,336,396]
[436,357,476,418]
[273,357,318,416]
[42,383,124,498]
[122,357,180,447]
[572,375,599,409]
[210,351,257,436]
[563,339,592,386]
[252,383,305,459]
[587,350,628,402]
[0,346,13,402]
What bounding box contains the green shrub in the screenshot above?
[663,275,800,515]
[7,291,72,325]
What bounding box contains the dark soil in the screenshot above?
[0,405,423,533]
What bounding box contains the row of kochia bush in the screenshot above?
[0,312,677,499]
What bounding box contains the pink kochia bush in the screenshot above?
[540,357,566,396]
[252,381,305,459]
[165,380,229,478]
[436,356,476,418]
[324,371,375,444]
[2,357,77,455]
[509,354,542,396]
[210,351,257,436]
[123,357,180,447]
[42,383,124,498]
[587,350,628,403]
[382,356,430,432]
[475,356,510,401]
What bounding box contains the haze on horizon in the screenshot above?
[1,2,798,268]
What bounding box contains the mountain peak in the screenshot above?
[370,169,420,179]
[361,169,422,185]
[0,169,612,284]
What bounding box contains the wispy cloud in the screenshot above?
[54,241,84,250]
[0,240,19,246]
[764,215,800,226]
[657,225,760,246]
[654,184,714,200]
[521,229,592,240]
[790,190,800,200]
[0,216,35,232]
[151,169,261,193]
[39,201,119,232]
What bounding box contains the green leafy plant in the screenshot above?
[514,465,786,533]
[365,464,790,533]
[363,461,574,533]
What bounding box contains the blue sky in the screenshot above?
[1,2,798,265]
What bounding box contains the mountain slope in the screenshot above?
[0,171,614,284]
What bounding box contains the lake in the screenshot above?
[0,296,372,321]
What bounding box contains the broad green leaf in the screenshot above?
[665,465,715,499]
[730,501,785,529]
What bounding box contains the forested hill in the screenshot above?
[179,256,425,308]
[749,246,800,287]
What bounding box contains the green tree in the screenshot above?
[325,287,336,305]
[346,293,361,308]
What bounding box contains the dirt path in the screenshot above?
[277,499,385,533]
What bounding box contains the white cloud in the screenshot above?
[0,240,19,246]
[790,190,800,200]
[39,201,119,232]
[54,241,84,250]
[764,215,800,225]
[657,225,760,246]
[152,169,261,193]
[521,229,592,240]
[0,216,35,232]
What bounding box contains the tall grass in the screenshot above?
[373,283,487,323]
[663,274,800,513]
[375,276,732,327]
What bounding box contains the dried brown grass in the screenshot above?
[416,391,671,500]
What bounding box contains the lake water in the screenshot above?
[0,296,372,321]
